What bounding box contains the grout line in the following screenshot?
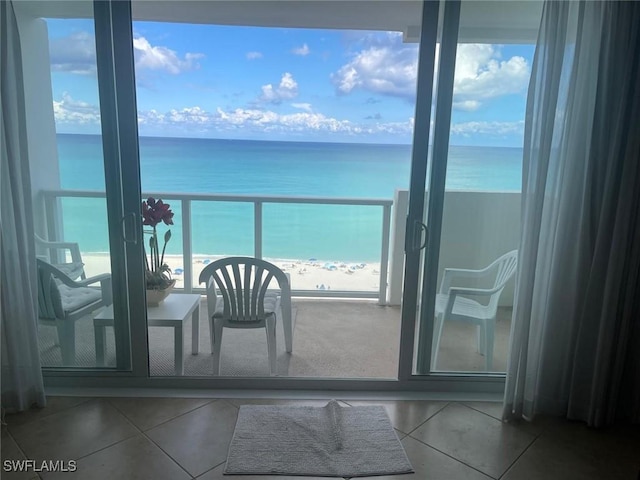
[497,435,538,479]
[406,436,499,479]
[105,398,201,479]
[193,458,227,479]
[403,401,451,436]
[5,397,93,430]
[105,396,219,432]
[138,430,196,479]
[138,401,236,479]
[66,399,142,463]
[462,402,506,422]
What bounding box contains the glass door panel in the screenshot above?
[131,0,434,379]
[412,0,540,374]
[18,0,138,370]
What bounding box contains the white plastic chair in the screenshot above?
[37,259,112,365]
[432,250,518,371]
[198,257,292,376]
[35,234,85,280]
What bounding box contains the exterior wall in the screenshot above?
[14,11,61,238]
[389,190,521,307]
[438,191,520,306]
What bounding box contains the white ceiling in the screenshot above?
[15,0,542,43]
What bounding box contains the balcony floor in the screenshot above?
[39,298,512,377]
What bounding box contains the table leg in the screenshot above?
[175,324,184,375]
[192,304,199,355]
[281,296,293,353]
[95,324,106,366]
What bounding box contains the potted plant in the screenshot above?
[142,197,175,305]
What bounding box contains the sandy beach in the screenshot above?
[81,253,382,292]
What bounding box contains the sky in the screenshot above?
[48,18,535,147]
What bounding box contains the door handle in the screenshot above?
[406,219,428,253]
[120,212,138,244]
[414,221,428,251]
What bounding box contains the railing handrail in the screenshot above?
[42,189,393,207]
[42,188,394,304]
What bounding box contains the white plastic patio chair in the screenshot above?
[198,257,292,376]
[37,259,112,365]
[432,250,518,371]
[35,234,85,280]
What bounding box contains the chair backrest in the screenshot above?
[491,250,518,290]
[487,250,518,311]
[36,259,65,320]
[35,234,85,280]
[198,257,290,323]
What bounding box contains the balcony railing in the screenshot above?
[41,189,393,303]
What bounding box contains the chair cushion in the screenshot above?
[55,262,85,280]
[213,291,278,320]
[57,284,102,317]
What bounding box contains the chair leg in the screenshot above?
[432,313,445,370]
[57,321,76,365]
[485,319,495,371]
[265,316,277,376]
[212,319,224,375]
[477,325,486,354]
[209,317,215,354]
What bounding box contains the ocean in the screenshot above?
[56,134,522,262]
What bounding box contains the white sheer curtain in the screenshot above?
[1,0,46,413]
[503,0,640,427]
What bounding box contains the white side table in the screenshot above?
[94,293,201,375]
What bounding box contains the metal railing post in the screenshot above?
[181,199,193,292]
[254,201,263,259]
[379,204,392,305]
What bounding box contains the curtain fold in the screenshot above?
[1,0,46,413]
[503,0,640,427]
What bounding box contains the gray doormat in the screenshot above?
[224,400,413,477]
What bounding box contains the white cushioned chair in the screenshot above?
[35,234,85,280]
[37,259,112,365]
[199,257,292,376]
[432,250,518,371]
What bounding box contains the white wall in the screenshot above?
[438,191,520,306]
[14,11,61,237]
[389,190,521,306]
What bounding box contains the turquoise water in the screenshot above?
[56,134,522,261]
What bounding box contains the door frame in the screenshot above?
[43,0,505,394]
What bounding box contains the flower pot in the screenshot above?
[146,279,176,307]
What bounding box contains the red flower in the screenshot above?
[142,197,174,227]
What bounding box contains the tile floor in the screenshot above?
[2,395,639,480]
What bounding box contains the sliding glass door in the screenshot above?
[17,0,147,373]
[27,0,540,390]
[129,0,441,379]
[410,0,539,375]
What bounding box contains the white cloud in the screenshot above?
[53,93,101,124]
[49,32,205,77]
[452,100,482,112]
[134,104,413,138]
[292,44,311,56]
[452,44,530,107]
[332,32,418,100]
[291,103,313,112]
[260,72,299,104]
[133,36,204,74]
[246,51,263,60]
[450,120,525,137]
[49,31,96,74]
[332,37,530,109]
[55,95,521,141]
